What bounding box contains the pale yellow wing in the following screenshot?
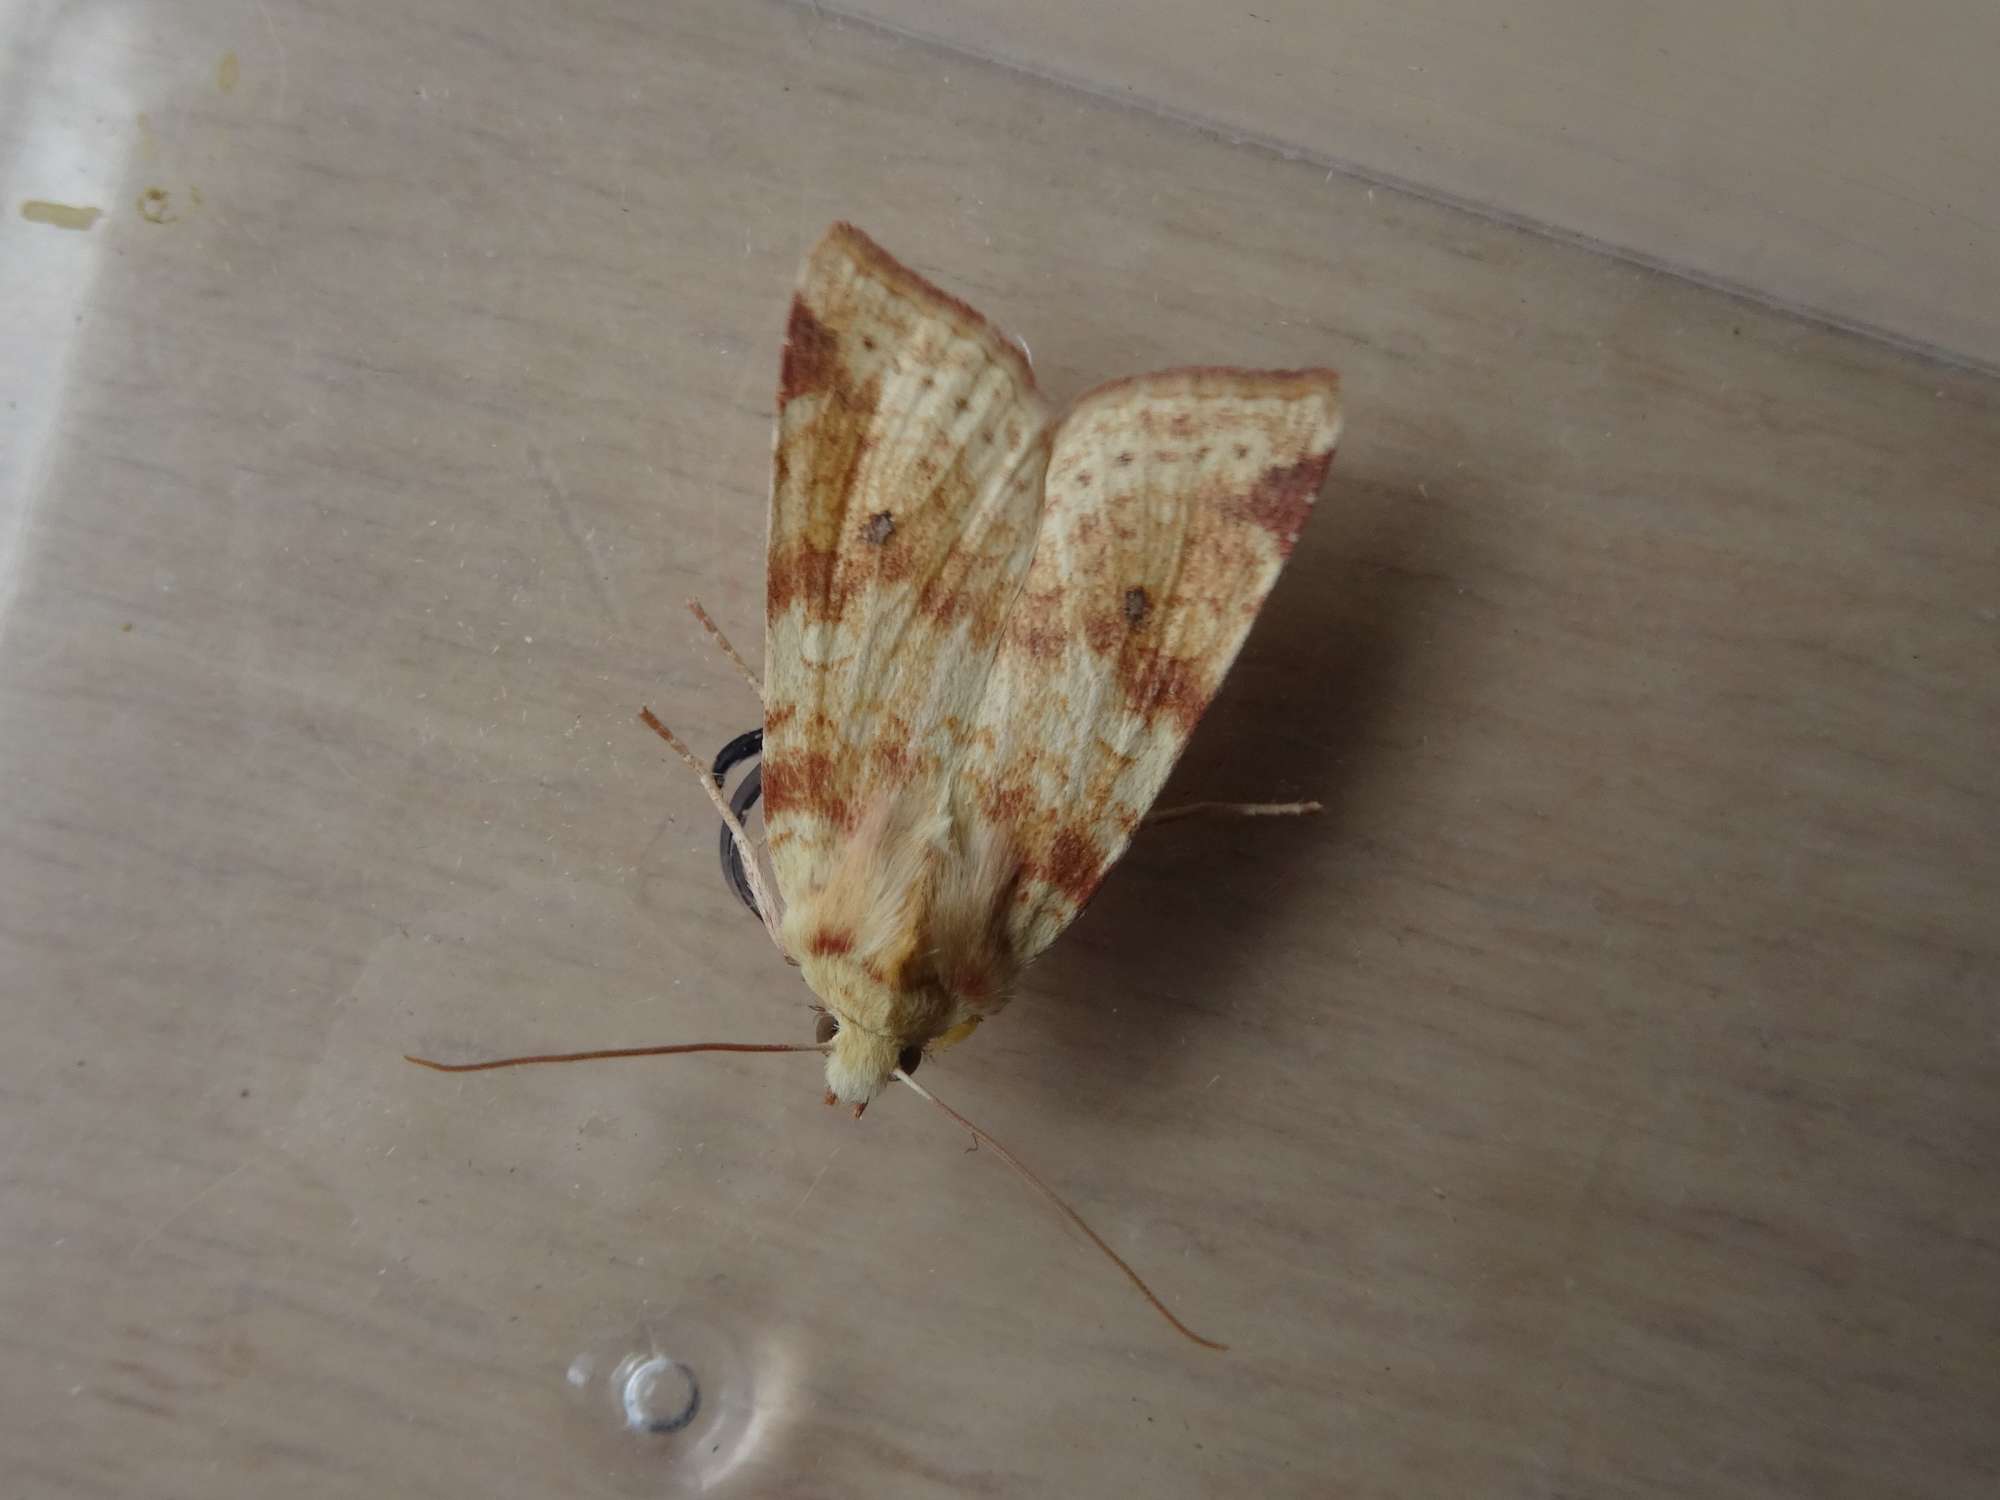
[763,223,1050,908]
[961,368,1343,962]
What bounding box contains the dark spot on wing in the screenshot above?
[1225,452,1332,557]
[780,299,837,402]
[762,749,850,828]
[918,580,967,624]
[983,782,1035,825]
[1039,824,1106,905]
[870,738,913,782]
[1116,649,1212,735]
[767,543,849,624]
[1016,623,1065,661]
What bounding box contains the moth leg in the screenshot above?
[710,727,765,922]
[638,707,789,959]
[686,597,763,702]
[1143,800,1323,828]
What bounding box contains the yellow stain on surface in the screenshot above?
[137,187,176,224]
[218,50,239,93]
[20,200,103,230]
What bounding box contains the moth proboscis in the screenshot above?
[408,223,1344,1350]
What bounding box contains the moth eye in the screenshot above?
[897,1044,923,1076]
[814,1012,839,1045]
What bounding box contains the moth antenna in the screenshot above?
[639,707,790,959]
[893,1069,1228,1352]
[685,598,764,702]
[1143,800,1322,828]
[405,1041,829,1072]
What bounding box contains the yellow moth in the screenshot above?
[411,224,1343,1348]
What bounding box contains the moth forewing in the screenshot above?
[763,226,1338,1109]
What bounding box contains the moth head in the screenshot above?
[812,1004,925,1114]
[792,904,1003,1114]
[796,918,939,1114]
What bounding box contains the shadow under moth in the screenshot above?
[410,223,1343,1349]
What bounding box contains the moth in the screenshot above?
[412,224,1343,1347]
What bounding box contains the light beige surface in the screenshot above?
[839,0,2000,371]
[3,1,1998,1496]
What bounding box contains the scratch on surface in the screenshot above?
[532,445,624,627]
[794,1147,841,1212]
[319,738,363,788]
[253,0,290,115]
[127,1162,251,1260]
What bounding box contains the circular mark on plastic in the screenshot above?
[620,1354,701,1435]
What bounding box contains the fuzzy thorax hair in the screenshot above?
[786,786,1017,1105]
